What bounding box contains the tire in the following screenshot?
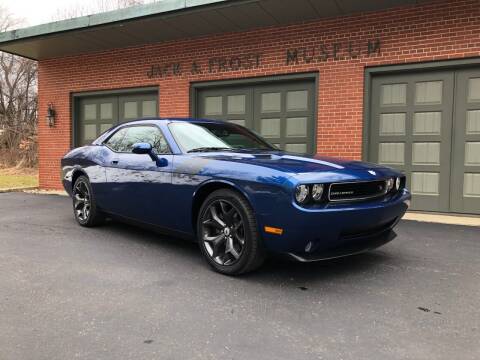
[72,175,104,227]
[197,189,265,275]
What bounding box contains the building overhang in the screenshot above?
[0,0,440,61]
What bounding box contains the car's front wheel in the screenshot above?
[72,175,104,227]
[197,189,265,275]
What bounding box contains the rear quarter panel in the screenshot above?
[61,146,108,207]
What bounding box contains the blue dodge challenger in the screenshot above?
[62,118,411,275]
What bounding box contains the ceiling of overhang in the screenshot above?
[0,0,442,60]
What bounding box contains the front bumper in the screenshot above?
[260,189,410,255]
[286,225,397,262]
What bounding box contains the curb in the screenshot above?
[403,212,480,227]
[23,189,69,196]
[0,186,38,193]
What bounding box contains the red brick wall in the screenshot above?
[38,0,480,189]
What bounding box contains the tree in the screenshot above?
[0,5,38,168]
[0,0,149,168]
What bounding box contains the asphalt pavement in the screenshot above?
[0,192,479,360]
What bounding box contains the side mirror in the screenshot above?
[132,142,152,155]
[156,158,169,167]
[132,142,168,168]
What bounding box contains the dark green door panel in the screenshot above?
[451,69,480,214]
[197,86,254,128]
[370,67,480,214]
[118,93,158,123]
[197,80,315,154]
[370,71,454,212]
[254,82,315,154]
[76,92,158,146]
[77,96,118,146]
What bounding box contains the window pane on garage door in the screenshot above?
[77,92,158,146]
[371,68,480,214]
[450,69,480,214]
[78,97,117,146]
[254,83,315,154]
[370,72,454,212]
[198,87,253,129]
[197,80,315,154]
[118,94,158,123]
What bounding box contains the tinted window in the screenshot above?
[105,126,169,154]
[169,122,274,153]
[104,127,128,152]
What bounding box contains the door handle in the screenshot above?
[111,160,119,165]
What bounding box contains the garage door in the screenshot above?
[197,80,316,154]
[369,69,480,214]
[77,92,158,146]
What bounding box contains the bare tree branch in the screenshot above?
[52,0,146,21]
[0,5,37,168]
[1,0,152,168]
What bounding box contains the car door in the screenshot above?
[103,125,174,228]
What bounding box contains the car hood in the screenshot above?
[194,150,398,182]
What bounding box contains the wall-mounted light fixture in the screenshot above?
[46,103,56,127]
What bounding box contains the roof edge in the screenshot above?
[0,0,230,44]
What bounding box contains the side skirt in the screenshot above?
[103,212,196,242]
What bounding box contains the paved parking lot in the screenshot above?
[0,192,479,360]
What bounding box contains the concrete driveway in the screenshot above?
[0,192,479,360]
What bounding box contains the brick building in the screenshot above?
[0,0,479,214]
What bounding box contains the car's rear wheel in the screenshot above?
[73,175,104,227]
[197,189,265,275]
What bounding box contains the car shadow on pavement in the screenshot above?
[250,251,394,282]
[99,218,394,284]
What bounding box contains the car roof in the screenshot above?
[116,117,227,126]
[91,117,234,145]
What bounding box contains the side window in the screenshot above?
[104,127,128,152]
[121,126,170,154]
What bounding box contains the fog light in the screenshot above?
[386,177,394,192]
[311,184,324,201]
[295,184,309,204]
[305,241,313,252]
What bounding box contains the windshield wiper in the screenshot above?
[187,147,233,153]
[231,147,275,152]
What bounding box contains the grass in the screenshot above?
[0,168,38,190]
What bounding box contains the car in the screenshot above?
[61,118,411,275]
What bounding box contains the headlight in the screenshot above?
[395,177,401,191]
[386,177,394,192]
[311,184,324,201]
[295,185,309,204]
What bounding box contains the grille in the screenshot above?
[328,180,388,202]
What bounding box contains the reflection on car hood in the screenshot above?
[195,151,388,174]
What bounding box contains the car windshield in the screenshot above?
[168,122,275,153]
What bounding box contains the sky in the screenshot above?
[1,0,103,26]
[1,0,156,28]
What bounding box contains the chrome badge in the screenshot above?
[368,170,376,176]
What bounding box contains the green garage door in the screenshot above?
[369,69,480,214]
[77,92,158,146]
[197,80,316,154]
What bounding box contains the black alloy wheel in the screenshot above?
[72,175,103,227]
[197,189,265,275]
